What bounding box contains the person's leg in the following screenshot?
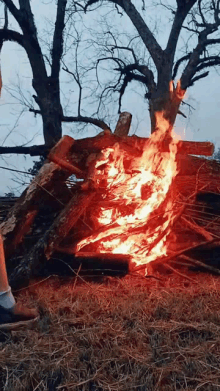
[0,234,39,329]
[0,234,16,309]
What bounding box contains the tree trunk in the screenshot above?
[149,81,185,134]
[33,78,63,146]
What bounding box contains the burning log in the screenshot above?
[3,110,219,289]
[72,133,214,158]
[0,135,75,257]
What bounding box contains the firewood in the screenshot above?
[0,135,75,257]
[114,112,132,136]
[47,135,85,177]
[177,140,214,156]
[179,254,220,275]
[47,155,85,178]
[72,133,214,157]
[181,216,213,241]
[45,191,96,259]
[9,191,95,289]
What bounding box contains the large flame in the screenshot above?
[76,113,179,267]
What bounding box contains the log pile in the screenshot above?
[1,111,220,288]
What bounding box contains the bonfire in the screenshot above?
[0,110,219,288]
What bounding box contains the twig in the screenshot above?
[181,216,213,241]
[51,258,93,289]
[132,240,213,272]
[72,263,82,290]
[164,263,195,282]
[179,254,220,275]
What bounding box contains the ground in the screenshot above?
[0,271,220,391]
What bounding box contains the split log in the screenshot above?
[177,140,214,156]
[45,191,96,258]
[9,190,95,289]
[0,135,75,257]
[72,133,214,157]
[181,216,213,241]
[114,112,132,137]
[48,137,85,178]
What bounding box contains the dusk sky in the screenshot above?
[0,0,220,195]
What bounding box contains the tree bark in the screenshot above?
[114,112,132,136]
[1,136,74,257]
[72,132,214,157]
[9,190,95,289]
[149,81,186,134]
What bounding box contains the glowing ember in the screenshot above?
[76,113,179,268]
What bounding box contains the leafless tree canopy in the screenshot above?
[0,0,111,155]
[74,0,220,132]
[0,0,220,154]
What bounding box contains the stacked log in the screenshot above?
[1,111,220,288]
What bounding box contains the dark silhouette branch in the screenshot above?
[85,0,164,70]
[62,115,111,130]
[1,0,21,23]
[165,0,197,60]
[0,144,48,156]
[0,28,25,48]
[188,71,209,87]
[28,108,110,130]
[172,53,191,80]
[51,0,67,80]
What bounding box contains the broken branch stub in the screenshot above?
[114,112,132,137]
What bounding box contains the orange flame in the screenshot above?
[76,113,179,267]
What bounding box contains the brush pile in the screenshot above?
[0,112,220,288]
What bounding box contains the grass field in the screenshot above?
[0,270,220,391]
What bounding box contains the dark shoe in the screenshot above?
[0,303,39,330]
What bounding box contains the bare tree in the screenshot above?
[80,0,220,134]
[0,0,110,155]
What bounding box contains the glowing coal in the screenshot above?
[76,114,179,267]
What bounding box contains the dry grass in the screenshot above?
[0,271,220,391]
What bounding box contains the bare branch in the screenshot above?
[3,3,8,29]
[172,53,191,79]
[62,115,111,130]
[166,0,197,60]
[111,45,137,62]
[51,0,68,80]
[29,108,111,131]
[0,144,48,156]
[0,28,24,47]
[85,0,164,70]
[188,70,209,86]
[1,0,21,23]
